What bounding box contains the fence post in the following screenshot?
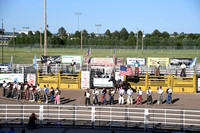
[58,70,61,88]
[73,105,76,127]
[144,109,149,131]
[109,107,112,128]
[193,73,196,93]
[37,70,40,85]
[145,72,148,90]
[39,105,44,126]
[91,107,95,128]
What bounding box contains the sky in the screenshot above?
[0,0,200,34]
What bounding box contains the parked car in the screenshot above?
[0,63,12,72]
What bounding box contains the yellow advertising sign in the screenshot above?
[147,57,169,65]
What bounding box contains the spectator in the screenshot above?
[118,87,125,105]
[146,87,153,105]
[28,113,37,130]
[29,84,35,101]
[50,87,55,104]
[2,80,7,97]
[70,60,76,73]
[157,86,164,104]
[8,127,15,133]
[108,88,115,105]
[101,88,107,105]
[12,81,18,98]
[155,62,160,76]
[136,87,143,105]
[47,59,51,73]
[0,125,5,133]
[134,60,140,76]
[24,81,29,100]
[43,85,49,104]
[55,88,61,104]
[166,86,173,104]
[180,62,186,77]
[7,82,13,98]
[35,84,41,102]
[92,88,99,105]
[127,87,133,105]
[84,89,91,106]
[17,83,22,100]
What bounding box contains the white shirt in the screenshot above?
[146,89,152,95]
[181,64,186,69]
[156,63,160,68]
[47,60,51,66]
[13,83,18,89]
[86,92,90,98]
[36,86,41,92]
[93,90,99,96]
[137,90,142,95]
[3,82,7,88]
[24,85,28,90]
[168,88,172,94]
[158,89,164,95]
[17,85,21,90]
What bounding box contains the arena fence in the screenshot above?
[37,70,81,89]
[0,104,200,131]
[126,73,196,93]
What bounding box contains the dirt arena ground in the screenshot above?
[0,88,199,110]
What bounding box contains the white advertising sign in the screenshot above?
[81,71,90,89]
[0,74,24,83]
[115,72,124,81]
[61,55,82,64]
[126,58,146,66]
[90,58,114,65]
[93,78,113,87]
[27,74,36,86]
[198,78,200,91]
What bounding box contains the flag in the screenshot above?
[33,54,36,68]
[189,57,197,68]
[120,66,133,76]
[85,48,91,63]
[113,49,115,65]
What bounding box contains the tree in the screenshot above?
[112,30,120,39]
[120,28,129,40]
[90,32,95,38]
[152,29,161,37]
[105,29,111,38]
[162,31,170,38]
[138,30,143,39]
[82,29,88,38]
[129,31,135,37]
[174,32,178,37]
[28,31,33,36]
[187,33,198,40]
[74,30,81,38]
[57,27,66,39]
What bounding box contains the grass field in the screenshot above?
[0,47,199,64]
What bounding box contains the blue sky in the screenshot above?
[0,0,200,34]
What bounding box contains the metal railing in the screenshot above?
[0,104,200,131]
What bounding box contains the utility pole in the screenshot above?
[81,30,83,54]
[13,28,15,51]
[142,30,144,54]
[40,28,42,48]
[44,0,47,56]
[1,19,3,63]
[136,28,138,53]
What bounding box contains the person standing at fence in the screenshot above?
[29,84,35,101]
[36,84,41,102]
[17,83,22,100]
[157,86,164,104]
[136,87,143,105]
[2,80,7,97]
[24,81,29,100]
[50,87,55,104]
[166,86,173,104]
[108,87,115,105]
[118,87,125,105]
[47,59,51,73]
[70,60,76,74]
[12,81,18,98]
[43,85,49,104]
[92,88,99,105]
[84,89,91,106]
[101,88,107,105]
[127,87,133,105]
[155,62,160,76]
[134,60,140,76]
[28,113,37,130]
[55,88,61,104]
[180,62,186,77]
[146,87,153,105]
[6,82,13,98]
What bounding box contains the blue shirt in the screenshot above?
[127,89,133,96]
[119,89,125,95]
[134,62,140,67]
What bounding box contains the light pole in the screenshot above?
[44,0,47,56]
[95,24,102,35]
[75,12,82,31]
[1,19,3,63]
[13,28,15,51]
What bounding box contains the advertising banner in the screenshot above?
[126,58,146,66]
[61,55,82,64]
[0,74,24,83]
[27,74,36,85]
[93,78,113,87]
[170,58,193,66]
[90,58,114,65]
[147,57,169,66]
[41,55,61,64]
[81,71,90,89]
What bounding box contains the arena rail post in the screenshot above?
[109,107,112,128]
[58,70,61,89]
[193,73,196,93]
[144,108,149,131]
[91,106,95,128]
[145,72,148,89]
[37,70,40,85]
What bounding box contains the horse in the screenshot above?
[108,76,131,91]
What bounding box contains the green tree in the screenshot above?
[90,32,96,38]
[174,32,178,37]
[28,31,33,36]
[74,31,81,38]
[57,27,66,39]
[129,31,135,37]
[120,28,129,40]
[152,29,161,37]
[105,29,111,38]
[112,30,120,39]
[138,30,143,39]
[162,31,170,38]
